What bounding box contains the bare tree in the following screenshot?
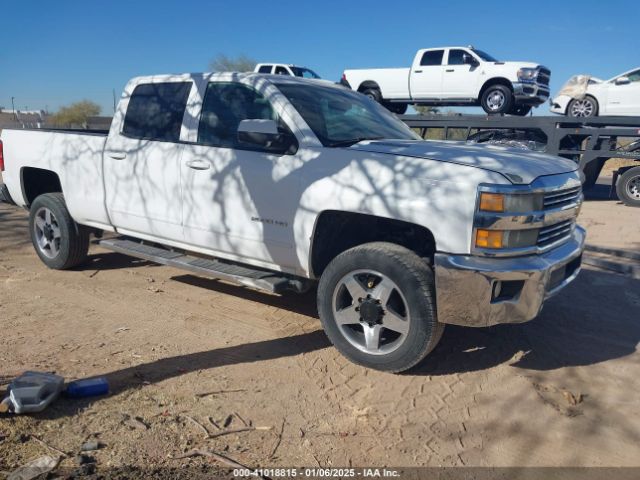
[209,54,257,73]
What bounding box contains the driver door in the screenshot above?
[606,70,640,115]
[442,49,480,98]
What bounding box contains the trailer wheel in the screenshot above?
[317,242,444,373]
[481,84,513,115]
[29,193,90,269]
[616,166,640,207]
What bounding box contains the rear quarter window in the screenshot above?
[123,82,191,141]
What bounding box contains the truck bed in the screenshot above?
[1,128,111,228]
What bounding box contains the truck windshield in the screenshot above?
[289,67,321,79]
[275,83,420,147]
[472,49,498,62]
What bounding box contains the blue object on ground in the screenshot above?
[65,377,109,398]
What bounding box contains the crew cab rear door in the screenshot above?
[104,78,194,242]
[408,49,445,99]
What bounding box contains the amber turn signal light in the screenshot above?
[476,229,504,249]
[479,192,504,212]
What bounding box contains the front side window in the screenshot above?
[257,65,272,74]
[420,50,444,66]
[197,82,278,149]
[448,49,468,65]
[290,67,321,79]
[276,83,419,147]
[275,66,290,75]
[123,82,191,141]
[625,70,640,83]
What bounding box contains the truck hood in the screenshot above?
[350,140,578,185]
[491,61,541,69]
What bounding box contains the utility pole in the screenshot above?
[11,96,17,120]
[112,89,117,113]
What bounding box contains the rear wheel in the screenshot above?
[385,102,408,115]
[567,96,598,118]
[317,242,444,372]
[481,84,513,115]
[616,166,640,207]
[29,193,90,269]
[361,88,382,103]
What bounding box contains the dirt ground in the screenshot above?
[1,177,639,476]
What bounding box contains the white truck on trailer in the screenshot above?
[341,46,550,115]
[0,73,584,372]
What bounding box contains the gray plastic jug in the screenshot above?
[8,371,65,414]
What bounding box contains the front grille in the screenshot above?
[543,186,582,209]
[537,68,550,87]
[537,219,574,248]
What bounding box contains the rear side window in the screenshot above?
[257,65,272,73]
[420,50,444,66]
[123,82,191,141]
[197,82,277,149]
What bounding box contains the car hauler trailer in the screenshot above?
[401,114,640,207]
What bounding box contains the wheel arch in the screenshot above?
[479,77,513,99]
[309,210,437,279]
[21,167,63,207]
[357,80,381,93]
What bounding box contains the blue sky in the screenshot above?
[1,0,637,115]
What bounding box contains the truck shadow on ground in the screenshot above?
[39,262,638,419]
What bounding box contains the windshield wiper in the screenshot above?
[327,137,385,148]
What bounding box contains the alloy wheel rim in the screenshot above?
[33,207,61,259]
[571,99,594,117]
[487,90,505,111]
[332,270,411,355]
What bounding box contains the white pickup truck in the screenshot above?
[0,73,584,372]
[341,46,550,116]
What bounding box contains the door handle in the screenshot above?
[445,69,454,72]
[186,160,211,171]
[414,69,423,73]
[108,152,127,160]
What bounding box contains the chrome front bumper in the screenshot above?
[434,226,585,327]
[512,82,550,105]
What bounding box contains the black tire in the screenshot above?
[317,242,444,373]
[567,96,598,118]
[385,102,408,115]
[29,193,90,269]
[615,166,640,207]
[480,84,513,115]
[508,105,532,116]
[361,88,382,103]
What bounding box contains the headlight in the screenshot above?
[479,192,543,213]
[517,68,537,82]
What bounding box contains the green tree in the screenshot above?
[50,100,101,128]
[209,54,257,72]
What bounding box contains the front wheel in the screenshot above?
[317,242,444,373]
[509,105,532,116]
[481,84,513,115]
[29,193,90,270]
[616,166,640,207]
[567,96,598,118]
